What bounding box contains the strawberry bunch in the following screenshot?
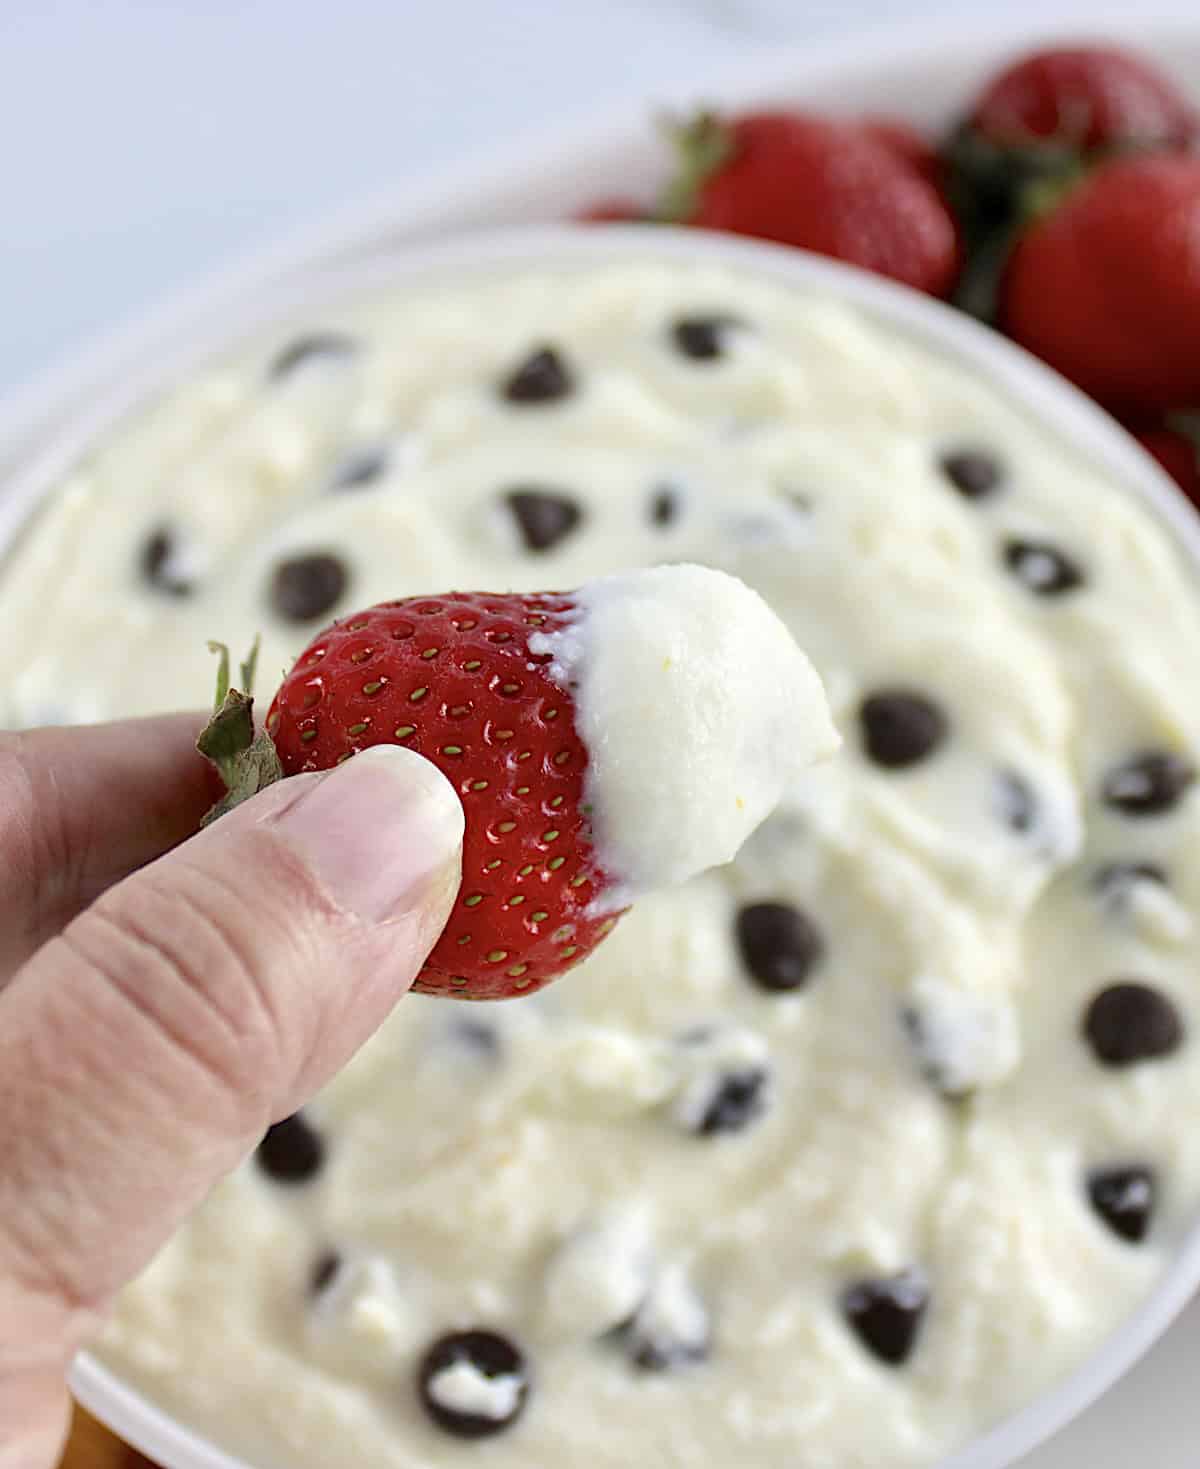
[577,44,1200,504]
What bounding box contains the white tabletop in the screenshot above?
[3,1,1195,1463]
[2,0,1070,398]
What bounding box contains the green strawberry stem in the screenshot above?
[196,637,283,827]
[655,110,734,224]
[942,122,1087,324]
[1167,412,1200,449]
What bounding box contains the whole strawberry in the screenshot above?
[262,591,620,999]
[1002,155,1200,414]
[970,45,1196,152]
[659,110,960,298]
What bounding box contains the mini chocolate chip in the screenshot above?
[735,901,824,993]
[939,448,1004,500]
[671,314,743,361]
[1003,538,1085,597]
[417,1330,529,1439]
[841,1269,929,1366]
[310,1251,342,1295]
[1088,1166,1157,1244]
[504,488,583,552]
[649,485,680,527]
[859,690,948,769]
[501,346,573,404]
[996,769,1036,833]
[1092,861,1169,903]
[1083,982,1185,1067]
[140,526,193,596]
[1102,751,1196,817]
[451,1018,501,1057]
[270,552,348,622]
[330,447,389,491]
[695,1068,770,1136]
[269,332,358,379]
[256,1112,325,1184]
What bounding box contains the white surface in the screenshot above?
[0,0,1099,399]
[20,224,1200,1469]
[2,4,1198,1467]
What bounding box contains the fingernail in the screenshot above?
[273,746,464,923]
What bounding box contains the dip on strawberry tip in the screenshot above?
[527,563,838,912]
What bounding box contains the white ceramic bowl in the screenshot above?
[3,223,1200,1469]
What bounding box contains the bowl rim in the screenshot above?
[23,222,1200,1469]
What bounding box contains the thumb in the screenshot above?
[0,744,462,1388]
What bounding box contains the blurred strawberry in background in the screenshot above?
[1001,155,1200,415]
[578,41,1200,503]
[657,110,961,296]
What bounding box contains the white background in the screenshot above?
[3,2,1196,1465]
[0,0,1067,397]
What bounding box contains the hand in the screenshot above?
[0,717,463,1469]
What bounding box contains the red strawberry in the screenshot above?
[943,47,1195,325]
[970,45,1195,151]
[1130,418,1200,508]
[577,197,646,222]
[660,110,960,298]
[859,117,944,187]
[1002,155,1200,414]
[258,591,624,999]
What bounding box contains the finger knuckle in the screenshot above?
[64,863,299,1129]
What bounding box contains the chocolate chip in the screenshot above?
[841,1269,929,1366]
[671,314,743,361]
[451,1018,501,1057]
[1083,982,1185,1067]
[417,1330,529,1439]
[859,690,948,769]
[270,552,348,622]
[1003,539,1085,597]
[501,346,573,404]
[735,901,824,993]
[256,1112,325,1184]
[619,1268,710,1371]
[1093,861,1169,904]
[693,1068,770,1136]
[939,448,1004,501]
[1088,1166,1157,1244]
[269,332,358,379]
[330,447,388,491]
[1102,751,1196,817]
[504,488,583,553]
[310,1251,342,1295]
[649,485,680,527]
[139,526,194,597]
[996,769,1036,833]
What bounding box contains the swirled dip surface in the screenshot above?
[6,263,1200,1467]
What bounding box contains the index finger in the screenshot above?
[0,713,217,979]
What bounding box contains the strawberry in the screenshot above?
[576,197,646,222]
[943,47,1195,324]
[200,594,625,1000]
[658,110,960,298]
[1129,417,1200,508]
[1001,155,1200,414]
[970,45,1196,152]
[859,118,945,187]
